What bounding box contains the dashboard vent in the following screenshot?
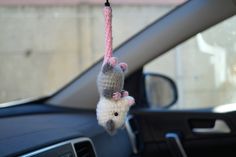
[74,141,96,157]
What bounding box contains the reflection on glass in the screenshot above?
[144,15,236,109]
[0,1,181,104]
[145,75,174,108]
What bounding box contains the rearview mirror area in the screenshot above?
[143,73,178,108]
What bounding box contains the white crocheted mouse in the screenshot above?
[96,95,135,135]
[96,1,135,135]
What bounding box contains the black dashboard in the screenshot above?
[0,104,133,157]
[21,137,96,157]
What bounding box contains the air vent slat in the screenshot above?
[78,147,88,153]
[74,141,95,157]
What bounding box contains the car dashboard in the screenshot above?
[21,137,96,157]
[0,104,133,157]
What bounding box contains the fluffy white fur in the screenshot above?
[96,96,135,131]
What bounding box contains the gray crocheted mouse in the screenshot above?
[96,57,135,135]
[96,1,135,135]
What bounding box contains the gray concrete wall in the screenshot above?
[0,5,172,103]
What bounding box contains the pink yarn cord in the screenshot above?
[103,6,113,64]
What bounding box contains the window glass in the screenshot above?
[0,1,183,104]
[144,16,236,109]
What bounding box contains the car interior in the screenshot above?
[1,0,236,157]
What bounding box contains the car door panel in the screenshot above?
[132,109,236,157]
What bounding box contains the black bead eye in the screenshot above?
[114,112,119,116]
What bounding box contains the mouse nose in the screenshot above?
[105,119,116,135]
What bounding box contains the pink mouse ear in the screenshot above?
[119,63,128,72]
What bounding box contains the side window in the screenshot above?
[144,16,236,109]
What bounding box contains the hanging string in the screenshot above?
[103,0,112,64]
[105,0,110,6]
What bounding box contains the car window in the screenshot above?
[0,1,185,104]
[144,15,236,109]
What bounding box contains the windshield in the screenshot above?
[0,0,185,104]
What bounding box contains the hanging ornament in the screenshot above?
[96,0,135,135]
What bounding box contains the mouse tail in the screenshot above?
[103,3,113,65]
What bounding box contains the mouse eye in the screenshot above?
[113,112,119,116]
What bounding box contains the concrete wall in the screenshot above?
[0,5,172,103]
[144,15,236,109]
[2,4,235,109]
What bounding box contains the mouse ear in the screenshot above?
[119,62,128,72]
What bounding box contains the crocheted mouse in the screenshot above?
[96,94,135,135]
[96,2,135,135]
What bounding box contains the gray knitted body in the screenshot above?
[97,62,124,99]
[96,57,135,135]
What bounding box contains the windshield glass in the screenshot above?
[0,0,185,104]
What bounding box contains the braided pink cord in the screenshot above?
[103,6,113,64]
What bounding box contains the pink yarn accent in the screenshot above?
[103,6,113,64]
